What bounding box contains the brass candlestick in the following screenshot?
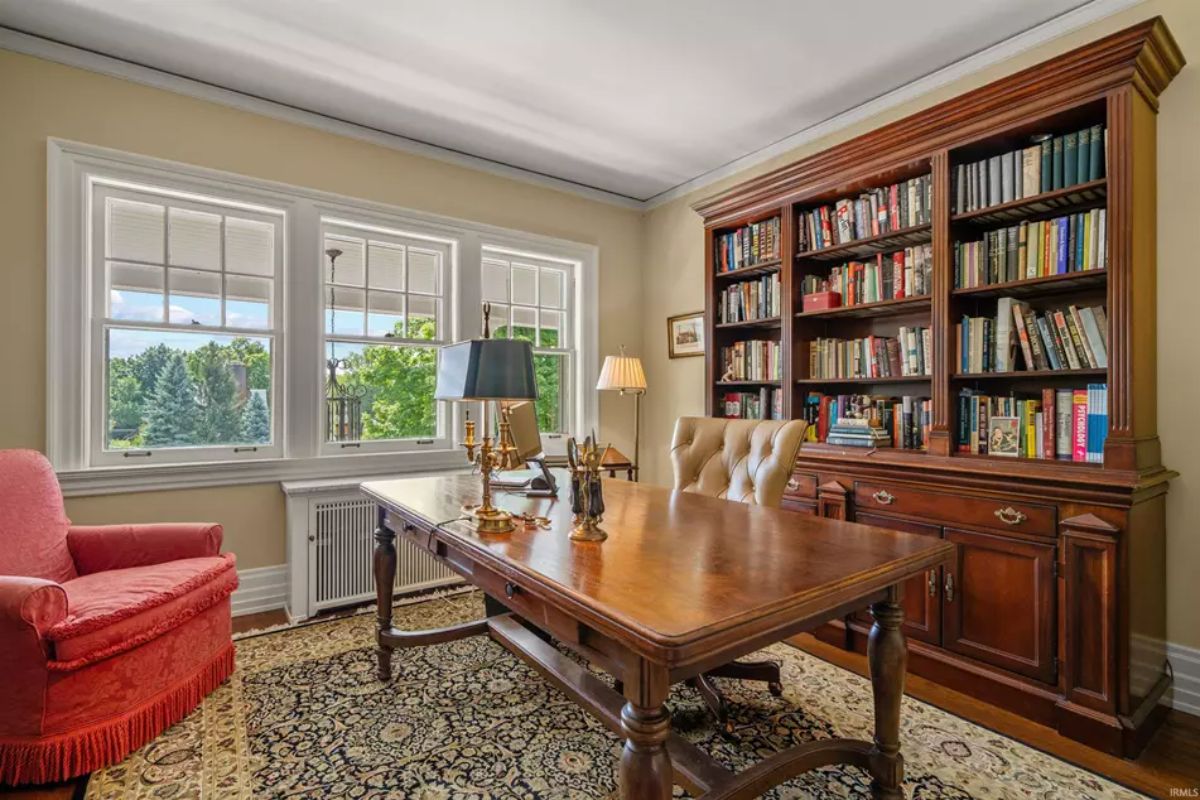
[567,435,607,542]
[460,403,518,535]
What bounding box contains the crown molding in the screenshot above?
[0,26,644,210]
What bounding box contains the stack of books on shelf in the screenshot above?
[800,243,933,306]
[957,298,1108,373]
[957,385,1107,462]
[719,340,781,382]
[797,175,932,252]
[953,124,1106,213]
[953,208,1106,288]
[717,272,781,323]
[809,327,932,380]
[714,217,780,274]
[800,392,931,450]
[721,388,782,420]
[827,418,893,449]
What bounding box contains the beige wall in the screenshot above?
[0,48,644,570]
[639,0,1200,649]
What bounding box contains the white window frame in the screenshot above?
[319,218,457,455]
[48,140,599,495]
[88,181,286,466]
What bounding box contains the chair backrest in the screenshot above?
[670,417,807,508]
[0,450,76,583]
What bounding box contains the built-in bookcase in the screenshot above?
[701,52,1153,472]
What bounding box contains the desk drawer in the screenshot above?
[854,482,1055,537]
[446,545,581,644]
[785,472,818,498]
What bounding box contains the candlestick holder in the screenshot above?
[459,404,518,535]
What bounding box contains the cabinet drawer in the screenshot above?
[854,482,1055,537]
[785,472,818,498]
[781,498,817,516]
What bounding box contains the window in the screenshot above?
[481,249,574,434]
[91,183,283,465]
[321,220,453,452]
[48,141,598,489]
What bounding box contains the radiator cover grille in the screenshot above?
[311,496,458,611]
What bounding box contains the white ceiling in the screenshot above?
[1,0,1098,202]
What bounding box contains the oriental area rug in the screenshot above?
[85,591,1143,799]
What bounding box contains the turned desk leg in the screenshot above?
[374,512,397,682]
[868,590,907,800]
[620,660,673,800]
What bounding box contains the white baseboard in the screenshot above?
[232,564,288,618]
[1166,641,1200,718]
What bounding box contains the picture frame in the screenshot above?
[987,415,1021,457]
[666,311,705,358]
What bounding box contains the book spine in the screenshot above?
[1040,139,1053,193]
[1072,389,1088,462]
[1055,389,1073,459]
[1052,136,1064,190]
[1089,124,1104,181]
[1041,388,1056,459]
[1063,131,1078,187]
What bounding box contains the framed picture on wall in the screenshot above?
[667,311,705,358]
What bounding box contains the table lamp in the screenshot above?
[435,338,538,534]
[595,345,647,481]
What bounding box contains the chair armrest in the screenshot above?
[67,523,224,574]
[0,576,68,639]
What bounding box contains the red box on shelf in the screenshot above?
[802,291,842,312]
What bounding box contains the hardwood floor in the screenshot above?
[4,614,1196,798]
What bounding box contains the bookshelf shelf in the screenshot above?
[713,259,781,281]
[796,296,931,320]
[715,380,781,387]
[715,317,781,330]
[795,375,930,386]
[796,223,932,262]
[951,179,1107,226]
[950,451,1103,469]
[952,368,1107,380]
[951,269,1106,299]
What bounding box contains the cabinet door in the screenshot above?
[855,513,942,644]
[943,528,1057,683]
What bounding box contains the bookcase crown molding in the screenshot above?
[693,17,1183,228]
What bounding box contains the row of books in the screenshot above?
[721,388,783,420]
[797,175,932,252]
[808,327,932,380]
[957,298,1107,374]
[800,243,933,307]
[953,208,1107,289]
[799,393,931,451]
[957,386,1107,462]
[952,125,1106,214]
[719,340,781,382]
[717,273,781,324]
[714,217,780,274]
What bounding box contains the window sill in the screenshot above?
[57,449,470,497]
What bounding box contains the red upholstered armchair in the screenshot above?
[0,450,237,785]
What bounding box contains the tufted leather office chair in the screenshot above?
[669,416,807,736]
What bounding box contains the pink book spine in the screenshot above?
[1072,389,1088,462]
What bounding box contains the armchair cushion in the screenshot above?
[47,553,237,669]
[67,523,223,574]
[0,450,76,583]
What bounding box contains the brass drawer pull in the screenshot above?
[927,570,937,598]
[786,479,800,492]
[872,490,895,505]
[504,581,518,599]
[994,506,1027,526]
[944,572,955,603]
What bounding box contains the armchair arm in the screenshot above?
[67,523,223,574]
[0,577,67,735]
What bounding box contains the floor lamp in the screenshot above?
[596,346,647,482]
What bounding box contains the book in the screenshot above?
[1055,389,1073,459]
[1040,138,1053,192]
[1041,388,1056,459]
[988,416,1020,457]
[1077,127,1091,185]
[1022,146,1041,199]
[1063,131,1078,187]
[1088,124,1104,180]
[1052,136,1065,190]
[1072,389,1088,462]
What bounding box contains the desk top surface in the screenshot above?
[362,474,952,657]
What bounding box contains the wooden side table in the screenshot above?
[600,446,635,481]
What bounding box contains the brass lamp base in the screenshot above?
[569,519,607,542]
[464,504,516,535]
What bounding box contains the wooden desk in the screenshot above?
[363,475,953,799]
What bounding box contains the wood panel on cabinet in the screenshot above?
[943,528,1057,684]
[856,512,943,645]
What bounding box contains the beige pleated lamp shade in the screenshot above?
[596,347,647,392]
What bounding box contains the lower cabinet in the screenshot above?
[942,528,1058,684]
[854,512,942,645]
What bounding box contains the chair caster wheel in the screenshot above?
[721,720,739,741]
[768,681,783,697]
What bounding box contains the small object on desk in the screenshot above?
[599,446,635,480]
[566,435,607,542]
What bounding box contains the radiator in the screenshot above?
[308,494,459,613]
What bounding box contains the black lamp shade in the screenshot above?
[435,339,539,401]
